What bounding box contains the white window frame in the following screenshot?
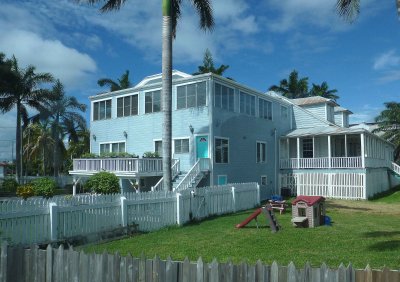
[116,93,139,117]
[239,91,256,116]
[214,83,235,112]
[176,81,207,110]
[215,137,229,164]
[153,139,162,156]
[256,141,267,163]
[92,98,112,121]
[258,98,273,120]
[99,140,126,154]
[173,138,190,154]
[144,89,161,114]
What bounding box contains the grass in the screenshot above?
[82,192,400,269]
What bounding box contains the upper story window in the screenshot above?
[174,138,189,154]
[145,90,161,114]
[280,106,288,119]
[214,83,234,112]
[259,98,272,120]
[93,99,112,121]
[117,94,138,117]
[177,81,206,109]
[240,91,255,116]
[215,137,229,164]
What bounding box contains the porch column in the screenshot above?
[136,177,141,193]
[361,133,365,168]
[328,135,331,168]
[286,138,290,159]
[344,134,348,157]
[312,137,315,158]
[296,137,300,169]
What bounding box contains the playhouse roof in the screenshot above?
[292,196,325,206]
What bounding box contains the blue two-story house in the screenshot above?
[69,71,399,200]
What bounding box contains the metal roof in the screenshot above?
[291,96,338,107]
[283,126,366,138]
[334,106,353,114]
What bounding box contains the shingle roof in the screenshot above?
[283,126,365,138]
[334,106,353,114]
[291,96,338,107]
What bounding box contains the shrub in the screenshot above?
[142,151,160,158]
[16,184,35,200]
[81,152,98,158]
[31,177,57,199]
[86,171,120,194]
[1,178,18,192]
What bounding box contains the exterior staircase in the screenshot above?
[391,162,400,176]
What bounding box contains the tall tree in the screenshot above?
[0,55,54,183]
[374,102,400,163]
[309,82,339,101]
[269,70,309,99]
[40,80,87,176]
[98,70,132,91]
[193,49,229,76]
[83,0,214,191]
[336,0,400,21]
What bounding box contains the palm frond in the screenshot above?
[336,0,360,22]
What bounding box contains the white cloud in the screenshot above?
[373,50,400,70]
[350,104,383,124]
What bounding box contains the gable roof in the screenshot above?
[135,70,192,88]
[292,196,325,206]
[334,106,353,114]
[292,96,339,107]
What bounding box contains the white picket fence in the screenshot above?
[0,183,259,246]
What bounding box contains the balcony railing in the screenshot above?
[280,157,363,169]
[72,158,168,174]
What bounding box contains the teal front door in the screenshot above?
[196,135,209,159]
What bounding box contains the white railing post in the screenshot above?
[328,135,331,169]
[49,202,58,241]
[256,184,260,205]
[361,133,365,168]
[121,196,127,227]
[231,186,236,213]
[176,193,182,225]
[296,138,300,169]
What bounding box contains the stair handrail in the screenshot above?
[152,159,180,191]
[392,162,400,175]
[174,159,203,192]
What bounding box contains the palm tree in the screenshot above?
[309,82,339,101]
[0,55,54,183]
[269,70,309,99]
[336,0,400,21]
[374,102,400,163]
[193,49,229,76]
[98,70,132,91]
[84,0,214,191]
[40,80,87,176]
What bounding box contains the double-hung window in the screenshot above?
[259,99,272,120]
[145,90,161,113]
[239,91,256,116]
[100,142,125,154]
[302,138,313,158]
[117,94,138,117]
[256,141,266,163]
[93,99,112,121]
[215,138,229,163]
[174,139,189,154]
[177,81,206,109]
[214,83,234,112]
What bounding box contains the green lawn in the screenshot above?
[82,193,400,269]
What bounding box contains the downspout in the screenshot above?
[274,128,278,195]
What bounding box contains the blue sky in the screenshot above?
[0,0,399,160]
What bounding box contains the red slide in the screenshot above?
[235,208,262,228]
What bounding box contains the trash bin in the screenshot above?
[324,215,331,226]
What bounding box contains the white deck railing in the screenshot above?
[151,159,181,191]
[174,158,210,192]
[280,157,362,169]
[392,162,400,175]
[72,158,169,174]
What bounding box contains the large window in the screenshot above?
[93,99,112,121]
[259,99,272,120]
[239,91,255,116]
[214,83,234,112]
[100,142,126,154]
[145,90,161,113]
[215,138,229,163]
[256,142,266,163]
[177,82,206,109]
[302,138,313,158]
[117,94,138,117]
[155,140,162,156]
[174,138,189,154]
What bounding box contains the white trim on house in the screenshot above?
[99,140,127,154]
[173,137,191,155]
[256,141,267,163]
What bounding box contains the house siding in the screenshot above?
[292,106,327,129]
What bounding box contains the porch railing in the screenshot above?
[72,158,167,174]
[280,157,362,169]
[392,162,400,175]
[151,159,180,191]
[174,158,210,192]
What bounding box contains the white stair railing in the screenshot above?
[174,158,209,192]
[392,162,400,175]
[151,159,180,191]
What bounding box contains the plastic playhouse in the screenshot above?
[291,195,326,228]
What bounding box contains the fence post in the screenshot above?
[0,241,7,282]
[49,202,58,241]
[121,196,127,227]
[231,187,236,213]
[256,183,260,205]
[176,193,182,225]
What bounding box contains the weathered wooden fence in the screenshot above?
[0,183,259,246]
[1,242,399,282]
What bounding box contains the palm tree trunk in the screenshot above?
[162,0,173,191]
[15,101,22,183]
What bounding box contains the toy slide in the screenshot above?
[235,208,262,228]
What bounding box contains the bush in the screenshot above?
[31,177,57,199]
[86,172,120,194]
[2,178,18,192]
[81,152,98,158]
[142,151,160,158]
[16,184,35,200]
